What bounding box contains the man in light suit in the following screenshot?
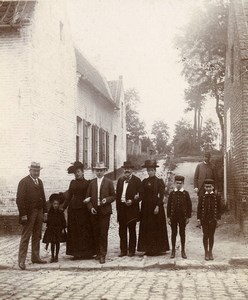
[86,162,115,264]
[16,162,48,270]
[194,152,218,199]
[116,161,143,257]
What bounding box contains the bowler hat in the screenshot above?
[204,179,215,185]
[204,151,211,158]
[121,161,134,169]
[49,193,64,204]
[175,175,185,182]
[29,162,42,170]
[142,159,159,168]
[93,162,107,170]
[67,161,84,174]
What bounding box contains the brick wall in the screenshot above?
[224,0,248,228]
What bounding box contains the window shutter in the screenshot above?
[106,131,110,168]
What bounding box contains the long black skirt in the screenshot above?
[66,207,96,257]
[137,204,170,254]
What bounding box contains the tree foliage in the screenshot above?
[175,0,228,147]
[201,119,218,151]
[151,120,170,154]
[172,119,198,157]
[125,88,146,142]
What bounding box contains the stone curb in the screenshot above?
[0,260,241,272]
[229,257,248,266]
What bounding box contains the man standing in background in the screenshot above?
[194,152,218,199]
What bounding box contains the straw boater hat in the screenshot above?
[142,159,159,168]
[93,162,107,170]
[67,161,84,174]
[121,161,134,168]
[29,162,42,170]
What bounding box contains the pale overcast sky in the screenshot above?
[67,0,218,136]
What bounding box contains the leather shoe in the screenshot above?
[170,250,175,259]
[205,252,209,261]
[118,253,127,257]
[32,259,47,264]
[181,251,187,259]
[50,258,55,263]
[18,262,26,270]
[128,253,135,257]
[99,256,105,264]
[95,254,101,260]
[209,252,214,260]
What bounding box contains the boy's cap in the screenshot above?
[175,175,185,182]
[204,179,215,185]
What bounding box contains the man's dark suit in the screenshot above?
[86,177,115,257]
[16,175,47,264]
[116,175,142,255]
[194,162,218,198]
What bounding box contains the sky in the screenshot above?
[67,0,219,137]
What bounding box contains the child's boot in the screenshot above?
[54,256,58,263]
[170,248,176,259]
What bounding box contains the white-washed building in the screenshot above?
[0,0,126,231]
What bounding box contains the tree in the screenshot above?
[151,120,170,154]
[201,119,218,151]
[172,119,199,157]
[141,136,154,153]
[175,0,228,148]
[125,88,146,142]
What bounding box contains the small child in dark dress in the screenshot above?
[42,193,67,263]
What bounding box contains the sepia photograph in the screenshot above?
[0,0,248,299]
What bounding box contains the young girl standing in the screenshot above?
[43,193,67,262]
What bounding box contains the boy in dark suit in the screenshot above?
[167,175,192,259]
[16,162,48,270]
[86,162,115,264]
[116,161,143,257]
[197,179,221,261]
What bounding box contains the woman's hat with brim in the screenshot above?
[121,161,135,169]
[142,159,159,168]
[93,162,107,170]
[29,162,42,170]
[49,193,65,204]
[67,161,84,174]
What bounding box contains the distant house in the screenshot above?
[0,0,126,225]
[224,0,248,229]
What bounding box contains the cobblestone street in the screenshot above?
[1,161,248,299]
[1,268,248,300]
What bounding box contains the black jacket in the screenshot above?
[197,193,221,222]
[116,175,143,224]
[167,190,192,220]
[16,175,47,218]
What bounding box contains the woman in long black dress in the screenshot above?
[137,160,170,255]
[63,161,95,259]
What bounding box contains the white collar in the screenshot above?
[174,188,184,192]
[30,175,38,182]
[97,176,104,182]
[205,191,214,194]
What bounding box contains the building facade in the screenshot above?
[0,0,126,224]
[224,0,248,229]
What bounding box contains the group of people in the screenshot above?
[16,153,221,270]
